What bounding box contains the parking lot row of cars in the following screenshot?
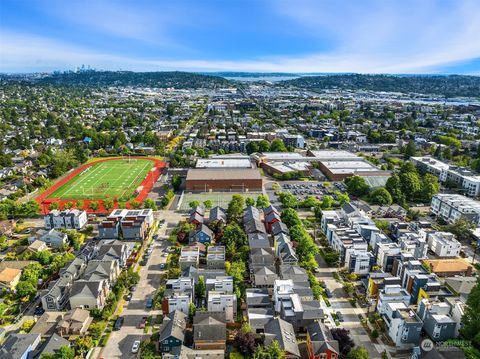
[282,182,347,199]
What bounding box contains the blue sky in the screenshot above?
[1,0,479,74]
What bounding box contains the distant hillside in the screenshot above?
[280,74,480,98]
[2,71,232,89]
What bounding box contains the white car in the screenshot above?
[131,340,141,353]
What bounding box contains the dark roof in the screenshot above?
[272,222,289,236]
[190,212,204,224]
[265,211,281,224]
[159,310,187,342]
[193,313,226,342]
[263,205,278,216]
[0,333,40,359]
[341,203,357,214]
[307,321,340,355]
[253,266,278,286]
[422,348,466,359]
[36,333,70,357]
[264,318,300,357]
[208,207,226,223]
[243,206,261,223]
[279,265,309,282]
[301,300,324,320]
[244,218,266,234]
[189,206,205,216]
[246,288,271,308]
[247,308,274,329]
[248,234,270,249]
[250,248,275,266]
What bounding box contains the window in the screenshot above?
[319,354,327,359]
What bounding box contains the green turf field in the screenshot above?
[48,159,154,201]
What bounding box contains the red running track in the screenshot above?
[36,157,165,214]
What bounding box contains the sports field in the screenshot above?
[48,159,154,201]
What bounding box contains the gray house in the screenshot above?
[0,333,41,359]
[159,310,187,354]
[417,299,457,342]
[264,318,300,358]
[28,229,68,249]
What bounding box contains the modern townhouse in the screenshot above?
[431,194,480,226]
[44,209,87,230]
[426,232,462,258]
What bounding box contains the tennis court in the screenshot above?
[179,192,263,211]
[48,159,154,201]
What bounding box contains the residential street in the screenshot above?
[315,253,387,359]
[94,210,184,358]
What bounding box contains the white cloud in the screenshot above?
[2,0,480,77]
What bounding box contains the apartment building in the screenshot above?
[427,232,461,258]
[431,194,480,226]
[44,209,87,230]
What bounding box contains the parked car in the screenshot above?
[131,340,140,353]
[146,298,153,309]
[126,293,133,301]
[34,306,45,316]
[336,311,344,322]
[159,263,166,269]
[325,288,332,298]
[138,316,148,329]
[114,317,124,331]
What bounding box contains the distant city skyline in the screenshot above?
[1,0,479,74]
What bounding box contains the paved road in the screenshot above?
[95,211,185,358]
[315,253,386,359]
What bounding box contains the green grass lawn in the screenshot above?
[48,159,154,201]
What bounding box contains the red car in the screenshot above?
[138,316,148,329]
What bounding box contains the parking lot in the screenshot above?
[280,181,347,200]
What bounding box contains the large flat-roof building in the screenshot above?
[431,194,480,226]
[186,168,263,192]
[307,150,389,181]
[196,158,252,169]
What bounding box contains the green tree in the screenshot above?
[461,276,480,348]
[335,191,350,205]
[189,200,200,209]
[227,194,245,222]
[222,222,247,250]
[345,176,370,197]
[270,139,287,152]
[128,199,141,209]
[400,171,421,200]
[16,281,37,299]
[88,201,99,213]
[404,140,417,159]
[281,208,302,228]
[75,336,94,356]
[385,174,404,204]
[171,175,182,191]
[195,276,206,299]
[256,195,270,209]
[143,198,158,210]
[347,346,370,359]
[420,173,440,202]
[245,197,255,207]
[258,140,271,152]
[103,198,114,211]
[203,200,213,209]
[36,250,53,265]
[63,201,74,210]
[246,141,259,155]
[321,195,334,209]
[369,188,393,205]
[253,340,285,359]
[49,202,60,211]
[278,192,298,208]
